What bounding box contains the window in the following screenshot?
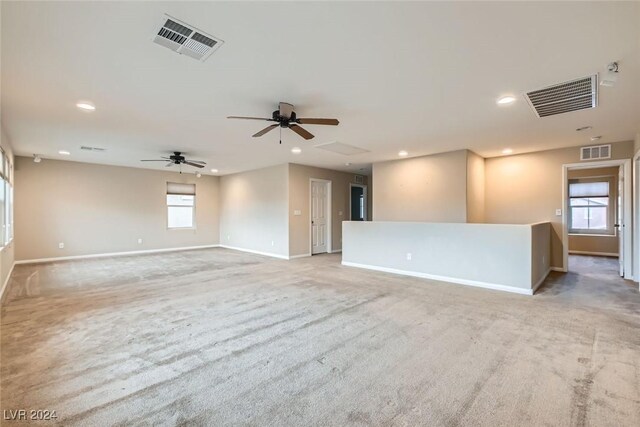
[0,149,12,248]
[167,183,195,229]
[568,179,613,234]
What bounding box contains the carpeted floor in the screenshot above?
[1,249,639,426]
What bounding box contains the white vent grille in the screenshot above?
[354,175,364,184]
[80,146,106,152]
[525,75,597,117]
[580,144,611,161]
[314,142,369,156]
[153,15,223,62]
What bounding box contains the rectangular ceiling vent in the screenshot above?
[314,142,369,156]
[80,146,106,152]
[580,144,611,161]
[525,75,597,118]
[153,15,223,62]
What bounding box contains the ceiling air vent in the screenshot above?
[580,144,611,161]
[153,15,223,62]
[525,75,597,118]
[80,146,106,152]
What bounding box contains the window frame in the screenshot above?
[166,183,196,230]
[0,149,12,249]
[568,177,615,236]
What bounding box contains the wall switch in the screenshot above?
[293,210,301,216]
[58,242,65,249]
[338,210,343,216]
[271,240,275,247]
[138,238,143,244]
[555,209,562,216]
[406,253,412,261]
[227,235,230,241]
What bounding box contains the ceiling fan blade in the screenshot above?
[183,161,205,168]
[166,162,174,167]
[141,159,171,162]
[296,118,339,126]
[289,124,314,140]
[279,102,294,119]
[227,116,273,121]
[252,124,279,137]
[186,160,207,164]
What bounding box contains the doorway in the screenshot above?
[310,179,331,255]
[562,159,632,279]
[349,184,367,221]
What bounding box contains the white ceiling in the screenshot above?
[2,1,639,176]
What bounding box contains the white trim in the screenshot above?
[330,249,342,253]
[550,267,565,272]
[569,250,618,257]
[288,253,311,259]
[634,149,640,285]
[309,178,332,255]
[218,245,289,260]
[341,261,533,296]
[15,244,221,265]
[0,261,16,304]
[562,158,632,279]
[532,268,552,294]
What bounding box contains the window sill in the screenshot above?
[568,233,616,237]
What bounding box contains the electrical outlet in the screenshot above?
[406,253,412,261]
[227,235,230,241]
[555,209,562,216]
[293,210,301,216]
[138,238,143,244]
[338,210,343,216]
[58,242,64,249]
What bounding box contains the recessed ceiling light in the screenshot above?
[497,96,516,105]
[576,126,592,132]
[58,150,71,155]
[502,148,513,155]
[196,173,202,178]
[291,147,302,154]
[345,162,352,166]
[33,154,42,163]
[210,168,218,173]
[76,101,96,111]
[398,150,408,157]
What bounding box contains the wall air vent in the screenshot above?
[525,75,597,117]
[314,142,369,156]
[580,144,611,161]
[80,146,106,152]
[354,175,364,184]
[153,15,223,62]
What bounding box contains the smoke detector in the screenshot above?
[153,15,224,62]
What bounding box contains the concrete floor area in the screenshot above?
[1,249,639,426]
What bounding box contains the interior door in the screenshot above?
[618,165,624,276]
[311,180,328,254]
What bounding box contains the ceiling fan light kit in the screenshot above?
[228,102,339,143]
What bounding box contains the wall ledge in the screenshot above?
[341,261,533,295]
[219,245,289,260]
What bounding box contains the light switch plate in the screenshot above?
[294,210,301,216]
[338,211,343,216]
[555,209,562,216]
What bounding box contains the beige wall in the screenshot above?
[372,150,468,222]
[485,141,634,269]
[567,167,619,256]
[288,163,369,257]
[219,164,289,257]
[466,151,485,223]
[15,157,220,260]
[531,222,551,287]
[0,126,15,296]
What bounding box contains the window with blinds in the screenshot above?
[0,148,13,247]
[568,179,612,234]
[167,182,196,229]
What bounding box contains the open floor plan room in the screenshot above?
[1,1,639,426]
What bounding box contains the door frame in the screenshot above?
[349,183,368,221]
[309,178,332,255]
[561,158,632,279]
[634,150,640,288]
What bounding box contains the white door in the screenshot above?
[311,180,328,254]
[618,165,624,276]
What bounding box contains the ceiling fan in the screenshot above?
[140,152,206,169]
[228,102,339,141]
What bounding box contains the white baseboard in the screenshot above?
[330,249,342,254]
[289,253,311,259]
[218,245,289,260]
[550,267,566,272]
[532,268,552,294]
[0,261,16,304]
[341,261,533,296]
[15,244,221,265]
[569,250,619,257]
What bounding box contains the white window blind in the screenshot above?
[167,182,196,196]
[167,182,196,228]
[569,182,609,198]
